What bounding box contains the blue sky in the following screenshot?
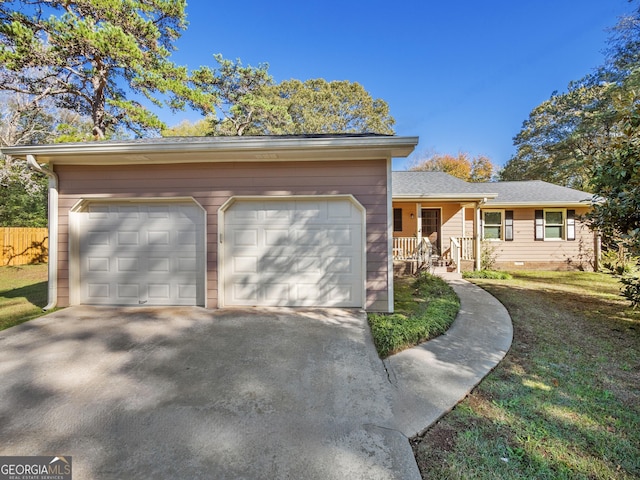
[164,0,634,170]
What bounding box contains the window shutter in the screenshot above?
[567,209,576,241]
[505,210,514,241]
[393,208,403,232]
[535,210,544,241]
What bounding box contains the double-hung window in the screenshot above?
[535,209,576,241]
[482,210,514,241]
[483,211,502,240]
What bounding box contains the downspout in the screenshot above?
[26,155,58,310]
[475,199,487,271]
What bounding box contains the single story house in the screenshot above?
[392,171,599,272]
[2,135,599,313]
[1,135,418,312]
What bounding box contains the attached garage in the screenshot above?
[2,135,419,312]
[222,197,365,307]
[71,200,206,306]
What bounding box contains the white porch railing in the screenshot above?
[392,237,432,263]
[455,236,474,261]
[393,237,418,260]
[450,237,461,273]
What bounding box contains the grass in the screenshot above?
[463,269,512,280]
[412,271,640,480]
[368,273,460,358]
[0,264,50,330]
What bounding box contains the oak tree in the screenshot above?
[410,152,496,182]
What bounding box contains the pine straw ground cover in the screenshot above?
[412,271,640,479]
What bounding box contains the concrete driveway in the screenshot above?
[0,306,420,479]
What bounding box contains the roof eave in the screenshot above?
[0,135,420,164]
[485,201,594,208]
[393,193,499,202]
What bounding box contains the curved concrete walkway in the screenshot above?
[387,271,513,438]
[0,272,512,479]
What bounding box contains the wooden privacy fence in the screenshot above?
[1,227,48,266]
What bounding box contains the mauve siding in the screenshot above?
[54,160,390,310]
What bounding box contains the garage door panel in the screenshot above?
[149,257,170,272]
[117,257,139,272]
[224,198,363,307]
[326,256,353,274]
[234,256,258,273]
[88,257,110,272]
[234,229,258,247]
[79,202,204,306]
[263,283,290,302]
[264,229,290,246]
[88,283,109,299]
[295,256,322,273]
[261,255,292,273]
[233,283,259,302]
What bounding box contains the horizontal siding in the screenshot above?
[392,203,596,270]
[54,159,389,310]
[440,204,463,256]
[487,208,595,269]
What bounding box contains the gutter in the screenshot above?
[26,155,58,311]
[1,135,420,160]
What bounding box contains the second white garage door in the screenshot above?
[223,198,365,307]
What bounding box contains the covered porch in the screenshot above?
[392,235,474,272]
[392,198,492,273]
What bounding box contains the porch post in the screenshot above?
[461,206,465,239]
[416,203,423,266]
[475,202,482,271]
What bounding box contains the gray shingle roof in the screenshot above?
[392,171,496,198]
[392,171,593,205]
[480,180,592,205]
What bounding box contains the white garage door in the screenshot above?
[223,198,364,307]
[78,202,205,306]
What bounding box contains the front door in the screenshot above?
[421,209,441,255]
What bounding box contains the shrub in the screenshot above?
[368,273,459,358]
[463,270,512,280]
[621,275,640,308]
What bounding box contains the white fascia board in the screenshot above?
[392,193,499,202]
[486,201,594,208]
[0,136,419,164]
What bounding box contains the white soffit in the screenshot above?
[0,136,419,165]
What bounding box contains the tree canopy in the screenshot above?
[410,152,496,182]
[501,2,640,303]
[0,0,212,139]
[188,56,395,136]
[260,79,395,135]
[500,4,640,192]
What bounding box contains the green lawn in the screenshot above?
[368,273,460,358]
[412,271,640,479]
[0,264,50,330]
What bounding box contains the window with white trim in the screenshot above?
[483,210,503,240]
[545,210,564,239]
[482,210,515,241]
[535,209,576,241]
